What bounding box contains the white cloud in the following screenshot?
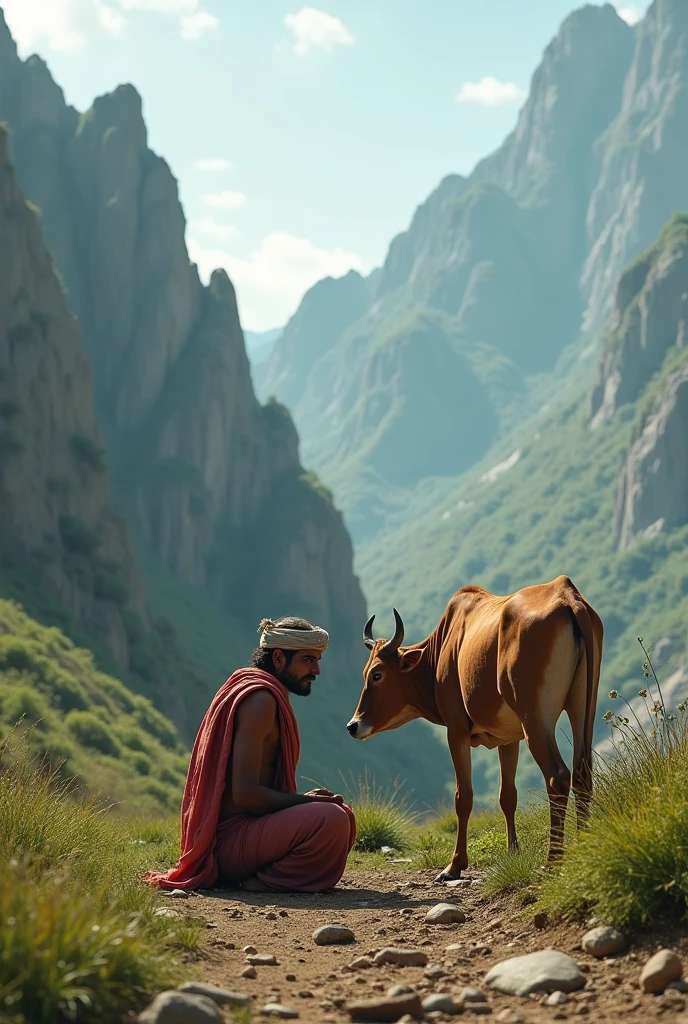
[195,157,233,173]
[284,7,353,57]
[456,76,525,107]
[179,10,218,39]
[187,231,366,331]
[201,190,247,210]
[616,4,644,25]
[189,217,240,241]
[2,0,126,52]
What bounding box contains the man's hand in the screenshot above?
[305,788,345,805]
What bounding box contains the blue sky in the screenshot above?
[4,1,649,330]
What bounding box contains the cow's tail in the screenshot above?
[564,582,602,771]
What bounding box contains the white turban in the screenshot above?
[259,622,329,652]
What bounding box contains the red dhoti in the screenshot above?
[144,668,356,892]
[216,801,355,891]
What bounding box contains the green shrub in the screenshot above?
[0,635,41,672]
[59,516,100,558]
[344,771,417,852]
[65,711,121,758]
[134,700,178,750]
[539,687,688,929]
[132,752,152,776]
[70,434,107,472]
[414,829,453,869]
[3,686,48,724]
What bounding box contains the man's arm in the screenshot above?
[231,691,341,815]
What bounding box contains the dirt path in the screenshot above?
[181,869,688,1022]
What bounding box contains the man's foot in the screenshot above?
[241,876,272,892]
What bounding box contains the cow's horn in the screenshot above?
[380,608,404,657]
[363,614,376,650]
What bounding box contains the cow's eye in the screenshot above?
[371,672,382,683]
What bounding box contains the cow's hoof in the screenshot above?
[435,866,461,883]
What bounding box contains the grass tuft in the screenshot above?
[343,770,417,852]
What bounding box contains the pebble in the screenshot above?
[581,926,627,958]
[177,984,251,1007]
[459,988,486,1003]
[445,879,472,888]
[247,954,279,966]
[422,994,460,1014]
[424,964,447,980]
[667,979,688,993]
[484,949,586,997]
[425,903,466,925]
[265,912,277,921]
[240,967,257,979]
[467,1005,492,1016]
[639,949,683,993]
[165,889,189,899]
[532,913,548,930]
[138,991,223,1023]
[387,985,415,997]
[373,947,429,967]
[153,908,179,919]
[397,1017,416,1024]
[285,974,296,983]
[545,992,568,1006]
[392,858,413,864]
[261,1004,299,1019]
[297,991,313,999]
[347,992,424,1022]
[349,957,373,970]
[313,925,356,945]
[445,943,463,953]
[244,945,258,954]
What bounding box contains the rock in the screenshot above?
[244,945,258,954]
[266,912,277,921]
[261,1004,299,1019]
[424,964,447,980]
[484,950,586,996]
[387,985,415,997]
[459,989,485,1003]
[667,979,688,993]
[177,983,252,1007]
[153,908,179,919]
[381,846,395,854]
[532,913,548,930]
[446,943,463,953]
[445,879,472,889]
[545,992,568,1006]
[138,991,223,1023]
[392,858,413,864]
[466,1005,491,1016]
[422,994,460,1014]
[165,889,189,899]
[347,992,423,1022]
[285,974,296,983]
[640,949,683,993]
[581,926,627,958]
[349,957,373,970]
[313,925,356,945]
[425,903,466,925]
[373,948,429,967]
[247,954,279,966]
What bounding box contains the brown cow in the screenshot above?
[346,575,603,880]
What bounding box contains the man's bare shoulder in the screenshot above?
[236,688,278,729]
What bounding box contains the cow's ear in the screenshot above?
[399,647,425,672]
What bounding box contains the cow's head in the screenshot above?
[346,609,426,740]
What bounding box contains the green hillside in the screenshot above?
[0,599,188,815]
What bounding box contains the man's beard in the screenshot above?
[279,666,315,697]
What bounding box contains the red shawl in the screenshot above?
[144,668,300,890]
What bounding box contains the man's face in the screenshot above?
[273,648,322,697]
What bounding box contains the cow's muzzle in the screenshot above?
[346,718,372,739]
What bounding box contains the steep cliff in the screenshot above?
[582,0,688,332]
[0,124,144,660]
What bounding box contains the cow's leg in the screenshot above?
[436,730,472,881]
[523,727,570,861]
[498,741,520,852]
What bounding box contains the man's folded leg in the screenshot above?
[216,801,355,892]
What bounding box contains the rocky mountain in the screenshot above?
[0,125,140,667]
[0,9,452,802]
[262,1,688,541]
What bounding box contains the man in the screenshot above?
[145,616,356,893]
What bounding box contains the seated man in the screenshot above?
[145,616,356,893]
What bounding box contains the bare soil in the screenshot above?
[183,869,688,1023]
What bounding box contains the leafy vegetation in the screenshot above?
[0,736,199,1024]
[0,599,188,815]
[343,771,417,852]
